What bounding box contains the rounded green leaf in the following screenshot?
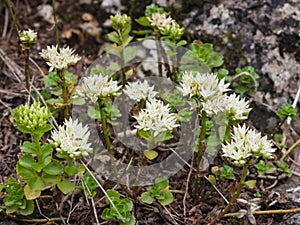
[21,141,37,154]
[28,176,44,191]
[144,150,158,160]
[43,160,63,175]
[57,179,75,194]
[158,192,173,206]
[20,200,34,216]
[141,192,154,204]
[16,163,36,180]
[19,154,35,168]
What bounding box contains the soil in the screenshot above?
[1,1,300,225]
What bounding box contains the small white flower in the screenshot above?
[19,29,37,45]
[179,71,230,115]
[51,118,92,159]
[40,45,81,71]
[76,74,121,103]
[123,80,157,102]
[223,93,252,121]
[222,124,276,166]
[134,98,179,137]
[147,12,173,32]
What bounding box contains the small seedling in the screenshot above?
[101,189,135,225]
[141,177,173,206]
[254,160,276,176]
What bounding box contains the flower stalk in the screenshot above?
[98,100,133,197]
[57,69,70,119]
[208,163,248,225]
[194,111,207,198]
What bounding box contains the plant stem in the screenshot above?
[207,163,248,225]
[98,101,133,197]
[269,116,287,139]
[194,111,207,198]
[58,69,70,119]
[223,207,300,217]
[156,34,163,77]
[51,0,60,49]
[24,48,32,90]
[172,44,178,82]
[133,139,154,195]
[0,208,64,223]
[4,0,20,34]
[117,30,127,86]
[280,138,300,161]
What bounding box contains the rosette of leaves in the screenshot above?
[0,178,34,215]
[180,42,224,73]
[101,189,135,225]
[141,177,173,206]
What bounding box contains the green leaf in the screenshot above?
[120,215,136,225]
[177,40,187,47]
[123,46,137,64]
[88,105,101,119]
[255,160,276,176]
[43,160,64,175]
[220,165,235,180]
[144,150,158,160]
[19,154,36,168]
[153,130,174,142]
[42,174,61,186]
[31,162,45,173]
[24,184,41,200]
[107,31,121,45]
[57,179,75,194]
[135,17,151,27]
[37,124,52,134]
[44,71,59,88]
[155,177,169,190]
[16,163,36,180]
[132,29,153,35]
[158,192,173,206]
[277,161,292,176]
[64,165,78,176]
[244,180,256,189]
[101,208,115,221]
[276,103,297,120]
[20,200,34,216]
[21,141,37,154]
[137,129,152,141]
[106,189,120,203]
[141,192,154,204]
[208,174,217,185]
[254,191,261,197]
[28,176,44,191]
[6,205,19,214]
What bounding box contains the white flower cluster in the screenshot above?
[76,74,121,103]
[51,118,92,159]
[134,98,179,136]
[179,71,251,120]
[123,80,157,102]
[147,12,173,32]
[40,45,81,71]
[147,12,184,39]
[111,13,131,28]
[19,29,37,45]
[223,93,251,121]
[222,124,276,166]
[179,71,230,115]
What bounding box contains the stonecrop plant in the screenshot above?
[1,2,300,225]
